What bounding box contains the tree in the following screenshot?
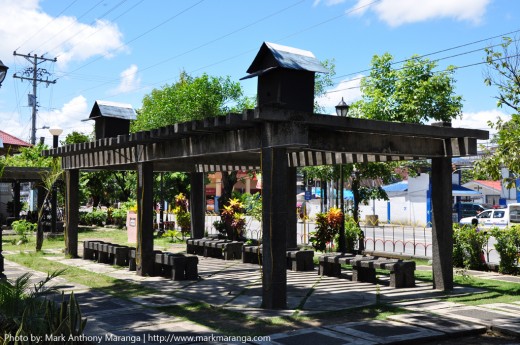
[342,53,463,251]
[63,132,134,206]
[474,36,520,184]
[353,53,463,123]
[483,35,520,113]
[132,71,254,132]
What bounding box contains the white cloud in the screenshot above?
[348,0,490,27]
[313,0,347,6]
[39,95,93,140]
[316,75,363,114]
[452,109,511,137]
[0,0,126,67]
[109,64,141,95]
[0,95,92,144]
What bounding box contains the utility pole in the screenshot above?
[13,52,57,145]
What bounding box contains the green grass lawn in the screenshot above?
[4,226,520,335]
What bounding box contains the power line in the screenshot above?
[12,52,58,145]
[333,28,520,81]
[63,0,207,77]
[324,52,520,96]
[60,0,306,98]
[15,0,79,52]
[26,0,105,55]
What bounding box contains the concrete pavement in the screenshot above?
[3,247,520,344]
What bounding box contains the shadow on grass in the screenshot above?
[157,302,405,336]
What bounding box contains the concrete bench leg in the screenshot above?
[184,258,198,280]
[114,246,129,266]
[390,264,415,288]
[128,248,136,271]
[352,266,377,283]
[319,262,341,277]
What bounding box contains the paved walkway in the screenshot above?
[3,248,520,344]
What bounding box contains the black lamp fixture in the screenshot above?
[0,60,8,88]
[335,97,349,117]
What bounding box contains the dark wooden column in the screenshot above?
[65,169,79,258]
[261,146,288,309]
[136,162,154,276]
[13,181,20,219]
[190,172,205,239]
[431,157,453,290]
[287,167,297,249]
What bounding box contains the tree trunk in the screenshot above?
[218,171,237,213]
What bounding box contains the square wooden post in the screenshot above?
[136,162,154,276]
[431,157,453,290]
[190,172,205,239]
[261,146,288,309]
[287,167,297,249]
[65,169,79,258]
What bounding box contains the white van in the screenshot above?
[459,203,520,229]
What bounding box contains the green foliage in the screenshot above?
[473,114,520,185]
[491,226,520,275]
[79,209,107,226]
[483,35,520,113]
[452,224,488,270]
[162,229,183,243]
[352,52,463,123]
[344,216,361,253]
[61,131,91,145]
[173,193,191,234]
[241,193,262,223]
[310,207,343,252]
[0,270,87,341]
[11,220,37,244]
[314,59,336,113]
[213,198,246,241]
[132,71,253,131]
[0,143,53,168]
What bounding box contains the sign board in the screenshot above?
[304,191,312,200]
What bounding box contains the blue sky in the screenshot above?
[0,0,518,144]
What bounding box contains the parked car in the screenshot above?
[453,202,487,219]
[459,203,520,229]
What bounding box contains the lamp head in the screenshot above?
[335,97,349,117]
[0,60,9,87]
[49,128,63,137]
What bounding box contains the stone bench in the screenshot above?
[286,250,315,271]
[187,238,243,260]
[83,240,104,261]
[242,245,262,264]
[154,252,198,280]
[319,253,416,288]
[186,238,221,256]
[318,253,357,277]
[243,246,315,271]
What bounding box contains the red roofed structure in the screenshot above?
[463,180,502,205]
[0,130,31,155]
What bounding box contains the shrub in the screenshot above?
[453,223,488,270]
[79,209,107,226]
[213,198,246,241]
[310,207,343,252]
[11,220,37,244]
[0,270,87,341]
[173,193,191,235]
[491,225,520,275]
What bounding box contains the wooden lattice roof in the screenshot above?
[43,107,489,173]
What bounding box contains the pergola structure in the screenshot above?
[43,42,489,309]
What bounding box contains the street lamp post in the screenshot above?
[0,59,8,279]
[49,128,63,233]
[336,98,350,253]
